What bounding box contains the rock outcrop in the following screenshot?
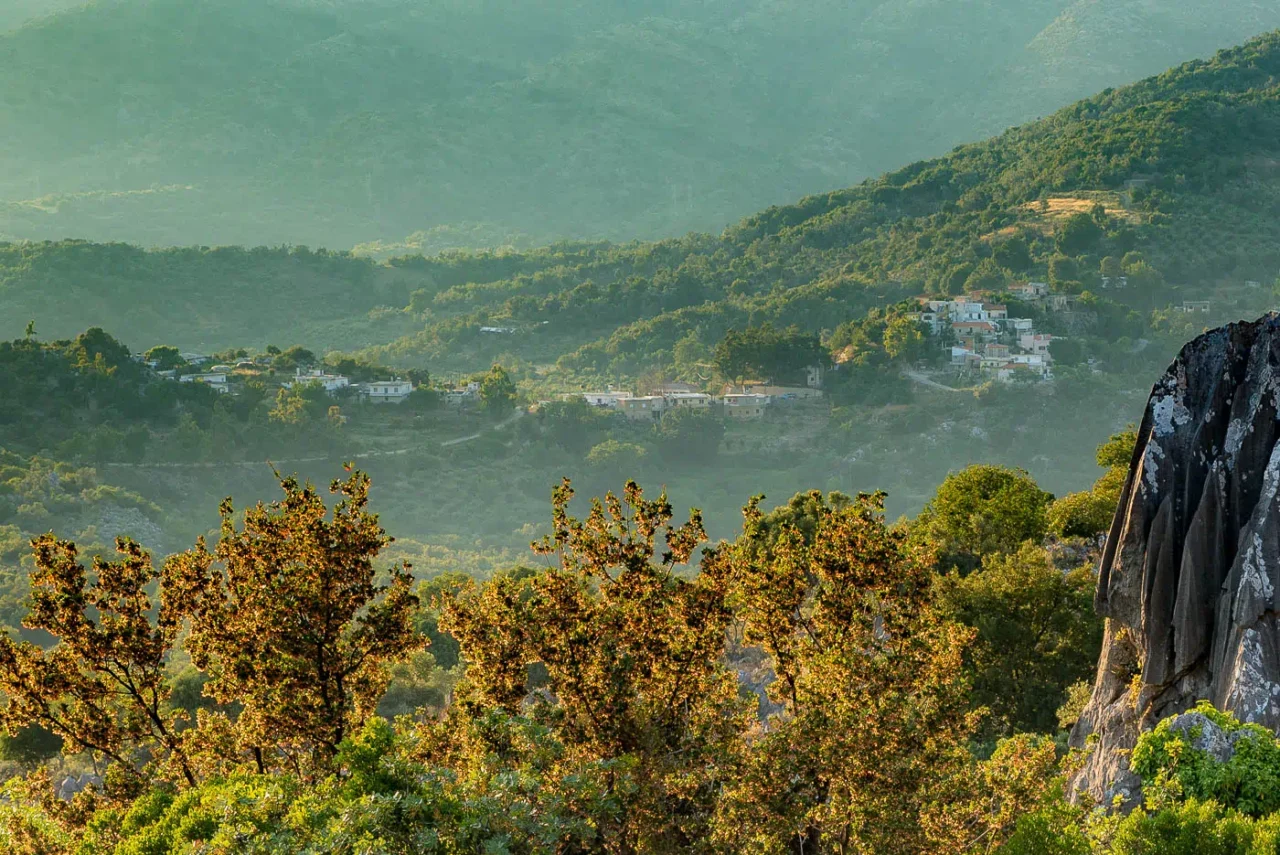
[1071,314,1280,805]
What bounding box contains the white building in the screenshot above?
[179,372,230,393]
[363,380,414,404]
[583,391,634,409]
[1018,333,1055,357]
[287,368,350,394]
[664,392,713,410]
[909,310,944,335]
[721,393,771,420]
[951,298,991,323]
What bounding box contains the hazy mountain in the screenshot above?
[0,0,1276,250]
[0,0,84,31]
[7,29,1280,377]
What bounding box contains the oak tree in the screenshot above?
[440,479,750,854]
[718,491,977,855]
[0,536,197,786]
[161,468,421,777]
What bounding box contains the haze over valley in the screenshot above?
[1,0,1278,249]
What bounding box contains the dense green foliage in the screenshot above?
[915,465,1055,572]
[1004,706,1280,854]
[1132,703,1280,818]
[0,432,1268,854]
[935,544,1102,735]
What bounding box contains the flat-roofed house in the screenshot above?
[620,396,666,421]
[721,393,770,420]
[363,380,414,404]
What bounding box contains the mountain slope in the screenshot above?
[0,0,1276,249]
[6,31,1280,368]
[363,31,1280,376]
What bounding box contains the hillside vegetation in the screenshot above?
[358,31,1280,379]
[0,0,1276,249]
[10,31,1280,366]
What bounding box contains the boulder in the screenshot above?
[1071,314,1280,804]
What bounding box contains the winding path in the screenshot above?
[903,370,968,392]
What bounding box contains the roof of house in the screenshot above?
[952,321,996,330]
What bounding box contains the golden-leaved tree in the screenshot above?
[437,479,752,855]
[0,468,421,788]
[161,468,421,777]
[0,536,198,788]
[716,490,978,855]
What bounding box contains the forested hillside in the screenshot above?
[361,31,1280,379]
[0,0,1275,249]
[10,31,1280,367]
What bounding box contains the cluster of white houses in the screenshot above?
[170,364,415,403]
[909,285,1062,382]
[572,379,823,422]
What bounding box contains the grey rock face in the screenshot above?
[1162,711,1256,764]
[1071,315,1280,804]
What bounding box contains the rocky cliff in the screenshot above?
[1071,314,1280,805]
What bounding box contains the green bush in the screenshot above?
[1132,702,1280,818]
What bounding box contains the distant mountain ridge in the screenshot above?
[0,0,1276,249]
[6,31,1280,381]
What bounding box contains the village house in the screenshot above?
[743,383,824,401]
[582,391,634,408]
[983,343,1011,360]
[952,320,998,342]
[1010,282,1049,301]
[1047,294,1077,312]
[1008,353,1050,368]
[908,309,944,335]
[664,392,713,410]
[1181,300,1212,313]
[619,396,666,421]
[806,364,825,389]
[1018,333,1055,357]
[983,303,1008,324]
[1009,318,1035,335]
[179,372,230,393]
[651,382,700,395]
[286,368,350,395]
[362,379,414,404]
[996,363,1036,383]
[1007,354,1053,380]
[445,382,481,407]
[951,346,976,367]
[179,352,211,366]
[721,393,770,420]
[950,298,991,323]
